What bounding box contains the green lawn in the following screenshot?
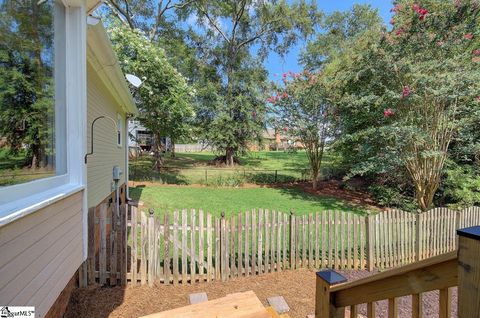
[129,151,343,185]
[130,185,368,217]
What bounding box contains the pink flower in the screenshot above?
[395,28,404,36]
[476,96,480,102]
[473,49,480,56]
[384,109,394,117]
[282,92,289,98]
[390,18,395,25]
[267,97,274,103]
[390,4,402,12]
[412,4,428,20]
[472,57,480,63]
[436,41,445,47]
[282,73,287,78]
[464,33,474,40]
[402,86,412,98]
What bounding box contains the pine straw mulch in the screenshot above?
[65,268,456,318]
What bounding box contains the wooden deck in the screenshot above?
[139,291,272,318]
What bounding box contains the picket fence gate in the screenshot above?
[78,205,480,287]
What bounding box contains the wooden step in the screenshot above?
[265,307,291,318]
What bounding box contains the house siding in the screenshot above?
[87,63,126,208]
[0,191,84,318]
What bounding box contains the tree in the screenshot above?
[180,0,320,166]
[324,0,480,210]
[0,0,55,169]
[270,70,333,189]
[108,25,194,169]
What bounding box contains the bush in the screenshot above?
[200,172,246,187]
[368,184,417,212]
[442,163,480,208]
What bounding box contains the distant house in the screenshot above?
[0,1,137,317]
[128,120,171,157]
[251,128,303,151]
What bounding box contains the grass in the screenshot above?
[129,185,368,217]
[0,148,54,186]
[129,151,344,185]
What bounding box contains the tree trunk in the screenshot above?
[152,133,163,171]
[312,168,319,190]
[170,139,176,158]
[226,148,234,166]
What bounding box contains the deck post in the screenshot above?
[315,270,347,318]
[457,226,480,318]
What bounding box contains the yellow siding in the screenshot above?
[87,63,126,208]
[0,191,83,318]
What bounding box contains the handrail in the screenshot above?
[315,251,458,318]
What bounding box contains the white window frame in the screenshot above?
[0,0,87,226]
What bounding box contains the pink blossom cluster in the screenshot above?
[413,4,428,20]
[473,49,480,56]
[267,92,289,104]
[384,108,395,117]
[402,86,412,98]
[390,4,402,13]
[464,33,474,40]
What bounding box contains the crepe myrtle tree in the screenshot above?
[324,0,480,210]
[270,70,334,190]
[109,25,194,170]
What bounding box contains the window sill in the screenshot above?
[0,183,85,227]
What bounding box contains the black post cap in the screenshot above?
[316,269,347,286]
[457,226,480,241]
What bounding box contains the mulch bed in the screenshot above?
[65,268,456,318]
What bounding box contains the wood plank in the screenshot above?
[88,207,96,285]
[109,203,117,287]
[350,305,358,318]
[302,214,307,268]
[457,233,480,318]
[315,212,320,268]
[141,211,147,285]
[388,298,397,318]
[215,217,221,280]
[230,216,236,278]
[353,215,358,269]
[265,210,270,272]
[172,210,179,285]
[308,213,313,269]
[199,209,204,282]
[411,294,422,318]
[283,213,287,270]
[163,213,170,285]
[271,211,276,272]
[245,211,250,276]
[439,287,452,318]
[296,215,301,268]
[321,212,326,268]
[347,213,351,269]
[139,291,270,318]
[328,211,333,268]
[207,213,212,282]
[190,209,196,283]
[360,216,365,269]
[131,207,138,285]
[289,213,295,270]
[258,209,263,274]
[330,252,458,307]
[120,204,127,286]
[277,212,282,272]
[221,215,227,282]
[367,302,375,318]
[238,213,243,276]
[99,204,107,285]
[252,210,257,275]
[148,211,154,287]
[182,210,188,284]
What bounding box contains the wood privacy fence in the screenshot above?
[79,205,480,287]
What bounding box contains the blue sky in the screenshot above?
[265,0,394,81]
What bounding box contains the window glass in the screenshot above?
[117,113,122,146]
[0,0,61,187]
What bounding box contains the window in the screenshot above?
[0,0,65,187]
[117,113,122,147]
[0,0,86,222]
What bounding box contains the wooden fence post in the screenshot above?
[289,210,295,270]
[220,212,226,282]
[148,209,154,287]
[87,207,95,286]
[415,212,422,262]
[455,210,461,250]
[457,226,480,318]
[366,213,375,271]
[315,270,347,318]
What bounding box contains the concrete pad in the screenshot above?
[267,296,290,314]
[189,292,208,304]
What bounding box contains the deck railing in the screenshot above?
[315,226,480,318]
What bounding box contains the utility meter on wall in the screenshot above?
[113,165,123,181]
